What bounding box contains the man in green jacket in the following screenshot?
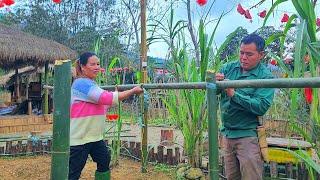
[216,34,274,180]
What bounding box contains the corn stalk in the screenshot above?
[264,0,320,177]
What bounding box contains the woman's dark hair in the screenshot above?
[75,52,96,77]
[241,34,265,52]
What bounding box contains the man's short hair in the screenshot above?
[241,34,265,52]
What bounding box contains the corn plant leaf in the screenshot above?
[307,43,320,65]
[268,52,292,77]
[293,20,307,78]
[263,0,288,27]
[292,0,317,41]
[280,14,298,52]
[277,148,320,174]
[265,32,284,46]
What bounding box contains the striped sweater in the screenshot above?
[70,78,118,146]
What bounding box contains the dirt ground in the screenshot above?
[0,155,175,180]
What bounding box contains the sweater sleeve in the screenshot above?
[72,78,118,105]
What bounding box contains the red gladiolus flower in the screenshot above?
[316,18,320,27]
[52,0,62,4]
[3,0,14,6]
[281,13,289,23]
[270,59,277,65]
[304,88,313,104]
[106,114,119,121]
[244,10,252,19]
[237,4,245,15]
[0,2,5,8]
[196,0,207,6]
[258,10,267,18]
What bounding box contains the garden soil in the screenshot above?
[0,155,174,180]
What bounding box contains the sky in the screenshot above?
[148,0,319,58]
[1,0,319,59]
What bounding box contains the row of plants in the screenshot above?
[88,0,320,178]
[262,0,320,178]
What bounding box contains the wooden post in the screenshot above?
[140,0,148,173]
[26,77,32,115]
[175,147,180,164]
[270,162,278,178]
[50,60,71,180]
[44,61,49,114]
[167,148,173,165]
[157,145,164,163]
[15,68,21,103]
[285,163,293,178]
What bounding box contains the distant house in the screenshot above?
[148,56,170,75]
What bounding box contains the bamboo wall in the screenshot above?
[0,92,11,103]
[0,115,52,134]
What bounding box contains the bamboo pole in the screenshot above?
[50,60,71,180]
[44,61,49,114]
[140,0,148,173]
[100,77,320,90]
[45,77,320,91]
[206,71,219,180]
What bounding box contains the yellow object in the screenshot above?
[55,59,71,65]
[257,126,269,162]
[268,148,312,164]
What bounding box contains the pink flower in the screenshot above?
[100,68,105,73]
[237,4,245,15]
[316,18,320,27]
[244,10,252,19]
[281,13,289,23]
[258,10,267,18]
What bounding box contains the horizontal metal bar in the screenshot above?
[216,77,320,88]
[101,77,320,89]
[43,77,320,90]
[101,82,207,90]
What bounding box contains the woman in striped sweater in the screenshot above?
[69,52,143,180]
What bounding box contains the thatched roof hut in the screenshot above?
[0,23,77,70]
[0,66,40,87]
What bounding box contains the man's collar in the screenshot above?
[238,61,261,76]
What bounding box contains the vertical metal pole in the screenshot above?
[140,0,148,173]
[206,71,219,180]
[44,61,49,114]
[51,60,71,180]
